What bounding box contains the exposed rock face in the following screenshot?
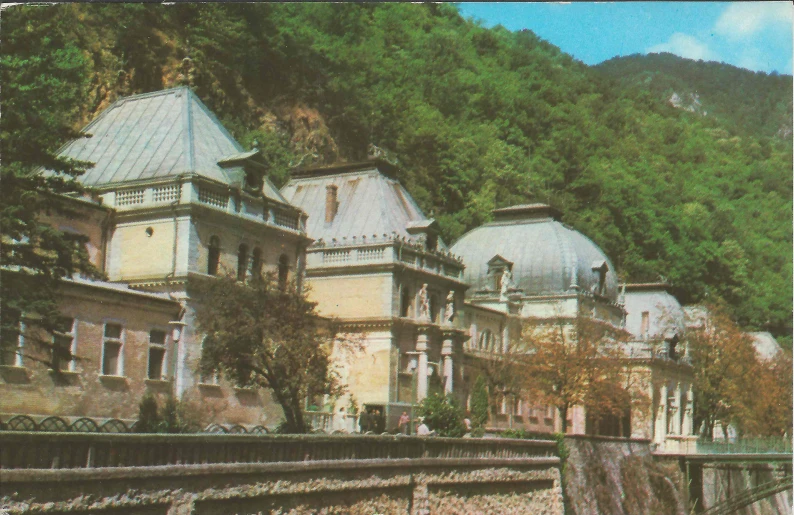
[668,92,706,115]
[563,437,687,515]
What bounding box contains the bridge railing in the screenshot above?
[696,437,792,455]
[0,432,558,470]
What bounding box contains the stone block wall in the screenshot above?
[1,459,563,515]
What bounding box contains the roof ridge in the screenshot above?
[112,86,190,104]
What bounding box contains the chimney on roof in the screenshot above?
[325,184,339,223]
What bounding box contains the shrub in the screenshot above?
[136,393,161,433]
[417,393,466,437]
[470,375,489,428]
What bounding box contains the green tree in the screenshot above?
[0,5,101,367]
[470,375,490,429]
[417,393,466,437]
[136,393,162,433]
[193,273,345,433]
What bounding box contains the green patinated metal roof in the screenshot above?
[58,87,247,187]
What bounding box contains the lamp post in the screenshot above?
[406,351,420,435]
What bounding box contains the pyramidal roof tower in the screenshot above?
[58,87,279,196]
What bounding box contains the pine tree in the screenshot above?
[1,5,101,367]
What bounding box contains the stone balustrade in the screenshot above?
[0,431,557,470]
[307,240,464,279]
[101,180,304,233]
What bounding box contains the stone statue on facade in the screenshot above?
[444,291,455,325]
[418,284,430,322]
[500,268,512,298]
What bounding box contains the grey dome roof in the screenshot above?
[451,204,619,302]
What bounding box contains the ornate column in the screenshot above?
[671,382,682,436]
[656,383,669,446]
[681,384,694,436]
[441,331,455,394]
[416,328,429,402]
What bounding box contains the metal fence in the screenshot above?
[0,415,269,435]
[696,437,792,455]
[0,431,558,470]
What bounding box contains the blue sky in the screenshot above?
[457,2,793,75]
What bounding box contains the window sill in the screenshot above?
[99,374,127,382]
[145,378,172,386]
[198,382,221,389]
[48,369,79,376]
[0,365,29,384]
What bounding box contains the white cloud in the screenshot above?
[714,3,793,39]
[646,33,720,62]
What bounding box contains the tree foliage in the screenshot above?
[417,393,466,437]
[520,312,642,434]
[686,305,792,439]
[0,5,102,366]
[192,273,344,433]
[469,374,490,429]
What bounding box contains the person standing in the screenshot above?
[333,406,347,433]
[416,418,431,436]
[399,411,411,434]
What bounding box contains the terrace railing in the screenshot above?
[0,432,557,470]
[695,437,792,455]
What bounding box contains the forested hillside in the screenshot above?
[596,52,793,139]
[3,4,791,343]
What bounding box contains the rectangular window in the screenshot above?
[102,323,123,376]
[0,313,24,367]
[148,329,167,380]
[52,317,76,372]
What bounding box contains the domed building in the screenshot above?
[452,204,623,325]
[450,204,695,448]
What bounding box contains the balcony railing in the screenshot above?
[695,437,792,455]
[0,432,558,470]
[307,239,463,280]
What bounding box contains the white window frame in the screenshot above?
[101,321,125,376]
[52,317,77,372]
[147,327,169,380]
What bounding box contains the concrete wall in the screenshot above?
[0,459,563,515]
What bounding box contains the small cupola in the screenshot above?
[492,203,562,223]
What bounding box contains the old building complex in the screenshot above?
[1,87,697,450]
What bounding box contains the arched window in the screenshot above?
[251,248,263,280]
[237,244,249,281]
[400,286,412,317]
[478,330,493,351]
[278,254,290,290]
[208,236,221,276]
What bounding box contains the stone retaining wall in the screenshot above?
[1,457,563,514]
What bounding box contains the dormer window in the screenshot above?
[487,255,514,292]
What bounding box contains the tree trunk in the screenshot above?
[559,405,569,434]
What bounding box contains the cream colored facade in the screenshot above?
[2,88,696,447]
